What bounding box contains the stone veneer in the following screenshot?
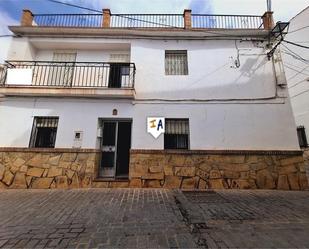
[129,150,309,190]
[0,148,100,189]
[1,148,308,190]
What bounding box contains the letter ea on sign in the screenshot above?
[147,117,165,139]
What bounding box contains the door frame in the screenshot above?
[98,118,133,179]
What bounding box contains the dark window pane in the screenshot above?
[30,117,58,148]
[297,126,308,148]
[101,152,115,168]
[102,122,116,146]
[164,119,189,150]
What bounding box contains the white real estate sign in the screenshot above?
[6,68,33,85]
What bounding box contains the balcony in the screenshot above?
[9,9,273,39]
[0,61,136,98]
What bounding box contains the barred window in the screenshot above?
[297,126,308,148]
[29,117,59,148]
[164,119,189,149]
[165,50,188,75]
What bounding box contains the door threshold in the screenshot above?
[93,177,129,182]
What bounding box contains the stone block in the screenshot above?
[0,163,5,180]
[168,155,185,166]
[250,162,269,171]
[209,169,221,179]
[149,166,162,173]
[92,181,109,188]
[181,177,198,189]
[43,169,48,177]
[48,155,61,166]
[13,158,26,167]
[277,175,289,190]
[58,161,72,169]
[218,164,249,172]
[280,156,304,166]
[129,178,142,188]
[82,175,92,188]
[70,174,80,188]
[144,179,162,188]
[32,177,54,189]
[141,172,164,180]
[278,165,297,175]
[2,170,14,186]
[163,164,174,176]
[256,169,275,189]
[61,153,77,162]
[48,166,63,177]
[198,179,207,189]
[76,153,89,162]
[288,173,300,190]
[0,181,7,189]
[163,176,181,188]
[55,176,69,189]
[26,176,32,187]
[110,181,129,188]
[27,154,49,167]
[232,179,250,189]
[20,165,28,173]
[196,169,209,180]
[175,166,195,177]
[299,173,309,190]
[27,167,44,177]
[65,169,75,179]
[209,179,225,189]
[223,170,240,179]
[198,163,212,173]
[10,172,27,189]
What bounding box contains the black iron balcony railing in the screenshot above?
[191,14,264,29]
[33,14,103,27]
[30,13,265,29]
[0,61,136,89]
[110,14,184,28]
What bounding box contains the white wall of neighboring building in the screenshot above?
[282,7,309,143]
[0,37,11,63]
[0,35,300,150]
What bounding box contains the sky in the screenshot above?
[0,0,308,35]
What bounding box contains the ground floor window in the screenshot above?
[29,117,59,148]
[297,126,308,148]
[164,119,189,149]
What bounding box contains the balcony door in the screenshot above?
[99,120,132,179]
[108,53,130,88]
[48,52,76,86]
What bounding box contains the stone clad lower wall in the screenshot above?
[129,150,309,190]
[0,148,100,189]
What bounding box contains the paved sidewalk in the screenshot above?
[0,189,308,248]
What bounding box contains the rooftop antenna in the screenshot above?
[267,0,272,12]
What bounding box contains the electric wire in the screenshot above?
[283,40,309,49]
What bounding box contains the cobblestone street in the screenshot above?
[0,189,309,248]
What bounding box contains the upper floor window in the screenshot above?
[165,50,188,75]
[297,126,308,148]
[164,119,189,149]
[29,117,59,148]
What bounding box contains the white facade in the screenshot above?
[0,34,300,150]
[282,6,309,143]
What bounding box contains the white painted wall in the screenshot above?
[282,7,309,143]
[0,35,300,150]
[0,97,299,150]
[0,98,133,148]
